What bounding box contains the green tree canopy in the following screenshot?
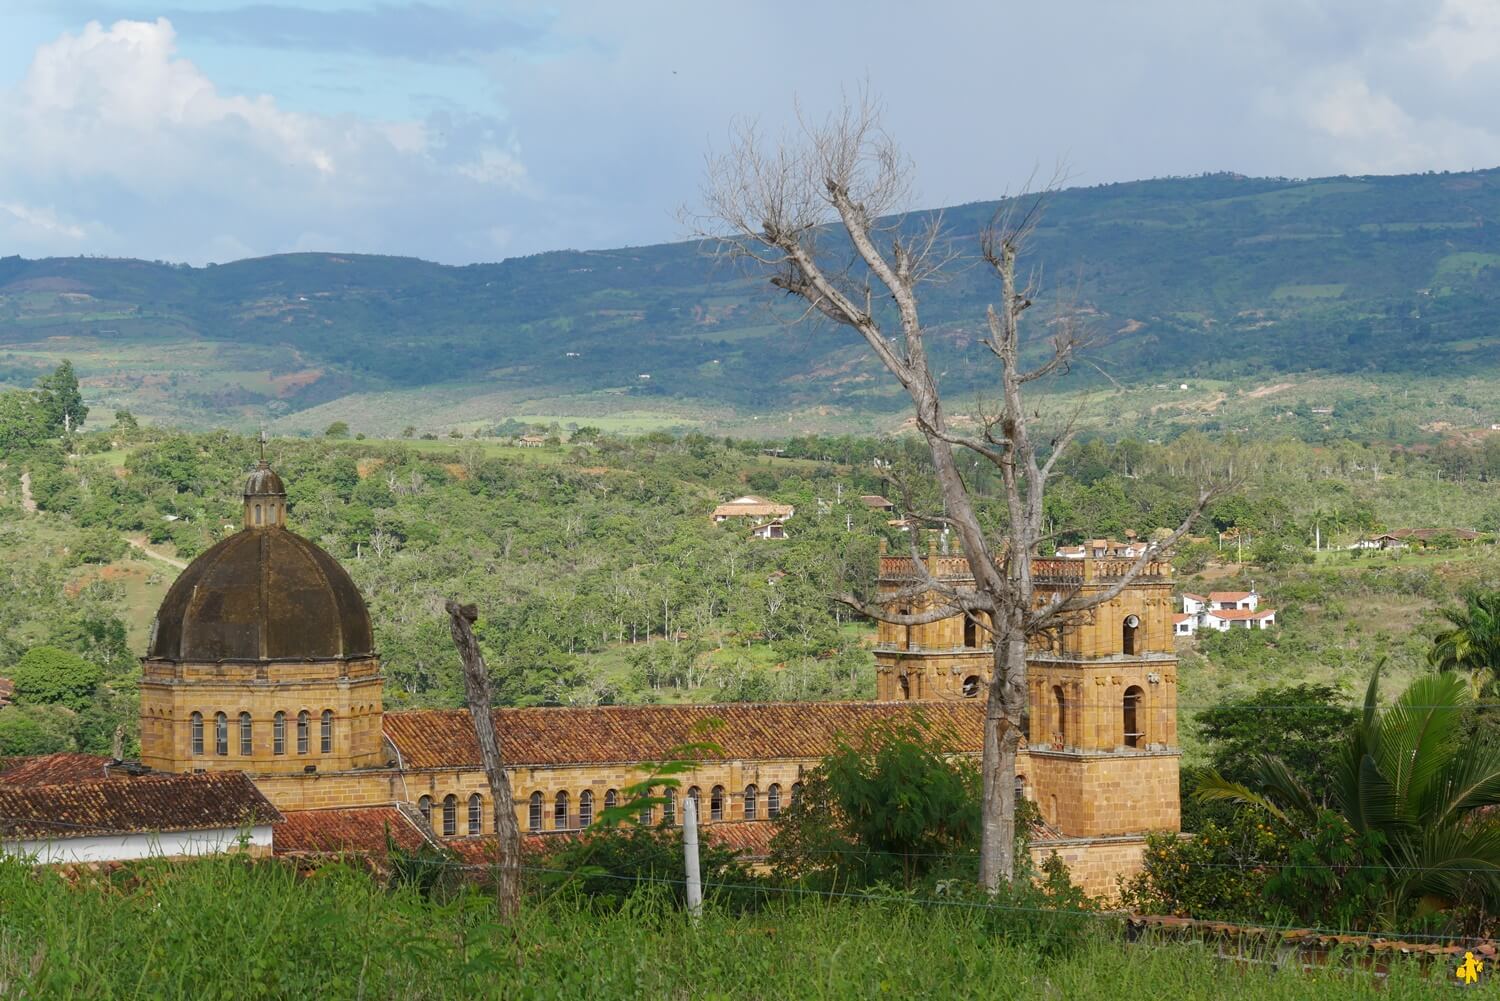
[34,360,87,433]
[10,646,103,712]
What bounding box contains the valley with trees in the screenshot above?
[7,122,1500,1001]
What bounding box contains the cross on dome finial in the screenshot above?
[258,425,268,465]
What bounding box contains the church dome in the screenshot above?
[146,462,375,663]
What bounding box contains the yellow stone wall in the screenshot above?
[1029,836,1151,903]
[139,656,386,774]
[1025,751,1180,836]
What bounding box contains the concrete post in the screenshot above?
[683,794,703,923]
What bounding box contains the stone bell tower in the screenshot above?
[873,535,1181,839]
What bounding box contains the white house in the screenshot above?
[749,520,787,540]
[0,756,281,864]
[1173,613,1198,637]
[1208,591,1259,611]
[1201,608,1277,631]
[711,496,795,524]
[1181,593,1208,616]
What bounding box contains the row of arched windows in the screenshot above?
[520,783,804,835]
[418,794,486,837]
[188,709,335,756]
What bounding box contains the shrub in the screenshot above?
[9,646,102,711]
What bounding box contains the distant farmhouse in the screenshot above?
[1176,590,1276,635]
[515,434,548,448]
[1355,528,1481,550]
[858,495,895,513]
[711,495,795,524]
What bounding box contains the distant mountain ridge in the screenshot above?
[3,167,1500,431]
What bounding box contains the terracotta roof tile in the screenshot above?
[383,702,985,770]
[273,807,430,856]
[0,771,281,839]
[444,820,781,865]
[0,753,115,786]
[1208,591,1253,602]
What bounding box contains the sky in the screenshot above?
[2,0,1499,265]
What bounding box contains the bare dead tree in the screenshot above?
[446,599,522,918]
[693,95,1226,890]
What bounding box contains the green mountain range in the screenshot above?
[3,168,1499,436]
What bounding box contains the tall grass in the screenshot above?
[0,856,1459,999]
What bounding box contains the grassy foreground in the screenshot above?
[0,857,1462,999]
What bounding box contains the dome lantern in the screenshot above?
[243,459,287,529]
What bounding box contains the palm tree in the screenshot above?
[1429,592,1500,697]
[1196,665,1500,915]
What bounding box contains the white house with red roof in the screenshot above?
[1179,590,1275,634]
[1201,607,1276,631]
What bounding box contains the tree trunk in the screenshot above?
[446,599,522,920]
[979,628,1028,891]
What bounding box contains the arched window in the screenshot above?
[528,792,543,833]
[273,712,286,755]
[767,783,782,819]
[214,712,228,755]
[190,712,204,755]
[898,674,911,700]
[239,712,253,755]
[579,790,594,828]
[442,794,457,836]
[1015,775,1028,803]
[1052,685,1067,746]
[710,785,725,822]
[638,798,655,826]
[320,709,333,753]
[790,782,803,809]
[297,710,310,754]
[254,503,262,526]
[418,795,432,823]
[686,786,700,823]
[1122,614,1139,656]
[663,788,677,826]
[962,675,981,698]
[743,784,758,821]
[1124,685,1145,748]
[963,615,978,648]
[604,789,618,813]
[468,793,483,835]
[554,791,570,830]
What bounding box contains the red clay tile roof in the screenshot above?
[444,820,781,865]
[1208,591,1253,602]
[0,771,282,839]
[858,495,894,508]
[383,702,985,771]
[0,753,115,786]
[273,806,431,857]
[1182,593,1206,602]
[1172,614,1193,625]
[712,498,795,520]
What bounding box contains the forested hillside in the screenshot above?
[3,168,1500,432]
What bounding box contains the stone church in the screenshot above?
[122,461,1181,895]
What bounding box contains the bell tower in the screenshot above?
[872,536,1181,840]
[1025,554,1180,836]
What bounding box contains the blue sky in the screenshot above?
[2,1,1498,264]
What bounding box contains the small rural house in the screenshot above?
[858,495,896,512]
[1201,608,1277,631]
[516,434,547,448]
[711,495,795,524]
[0,755,281,864]
[750,520,787,540]
[1178,590,1275,634]
[1055,536,1151,560]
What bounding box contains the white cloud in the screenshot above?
[0,18,545,262]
